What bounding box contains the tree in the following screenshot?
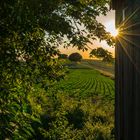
[90,47,113,62]
[102,52,114,63]
[69,53,82,62]
[0,0,114,139]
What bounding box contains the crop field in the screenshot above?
[56,69,115,100]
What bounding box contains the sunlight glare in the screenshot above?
[112,29,119,37]
[105,20,119,37]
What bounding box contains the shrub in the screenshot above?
[34,91,114,140]
[69,53,82,62]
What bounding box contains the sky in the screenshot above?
[59,10,116,59]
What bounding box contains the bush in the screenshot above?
[34,91,114,140]
[69,53,82,62]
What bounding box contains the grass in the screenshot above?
[62,59,114,78]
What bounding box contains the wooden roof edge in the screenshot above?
[110,0,115,10]
[110,0,126,10]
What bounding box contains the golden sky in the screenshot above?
[59,10,116,59]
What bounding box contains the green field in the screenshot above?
[56,69,114,100]
[56,59,115,99]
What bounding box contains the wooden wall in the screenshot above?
[115,1,140,139]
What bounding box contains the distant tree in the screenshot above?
[90,47,107,58]
[90,47,113,63]
[69,53,82,62]
[102,52,114,63]
[58,54,68,59]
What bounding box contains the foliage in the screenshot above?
[102,53,114,63]
[69,52,82,62]
[58,54,68,59]
[90,47,114,62]
[36,91,114,140]
[0,0,114,139]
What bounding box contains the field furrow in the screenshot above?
[56,69,114,99]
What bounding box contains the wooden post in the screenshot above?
[114,0,140,139]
